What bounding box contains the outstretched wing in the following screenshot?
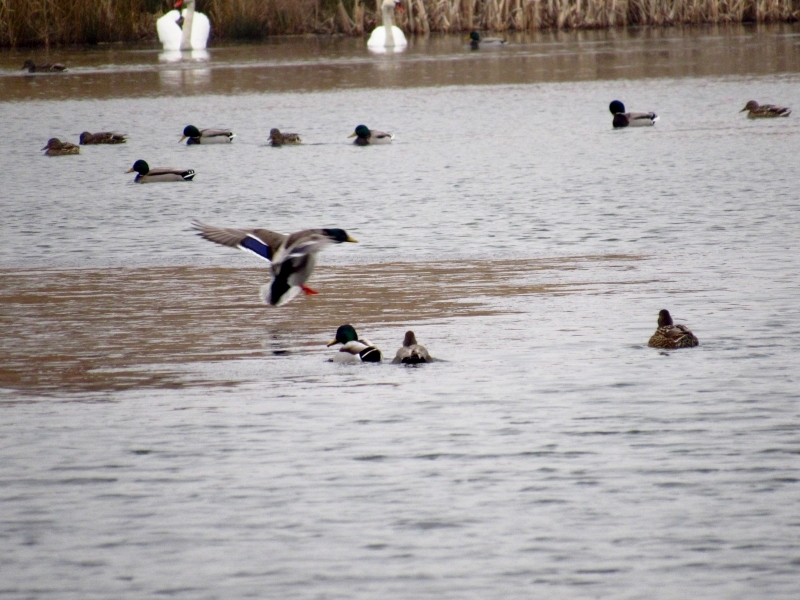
[191,220,287,263]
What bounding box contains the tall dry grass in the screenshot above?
[1,0,798,47]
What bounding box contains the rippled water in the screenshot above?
[2,25,800,599]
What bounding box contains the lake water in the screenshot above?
[1,25,800,599]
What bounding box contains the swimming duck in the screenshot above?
[126,160,195,183]
[22,60,66,73]
[327,325,382,363]
[468,31,506,50]
[740,100,791,118]
[269,128,302,147]
[392,331,432,364]
[42,138,79,156]
[191,220,358,307]
[349,124,393,146]
[609,100,658,128]
[180,125,235,144]
[80,131,127,144]
[647,309,699,349]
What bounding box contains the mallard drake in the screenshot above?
[80,131,127,145]
[22,60,66,73]
[126,160,195,183]
[647,309,699,349]
[42,138,79,156]
[269,128,301,147]
[327,325,382,363]
[191,220,358,307]
[468,31,506,50]
[180,125,235,144]
[740,101,791,118]
[609,100,658,128]
[392,331,432,364]
[349,124,393,146]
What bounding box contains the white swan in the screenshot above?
[157,0,210,51]
[367,0,407,51]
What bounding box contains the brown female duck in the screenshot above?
[23,60,66,73]
[80,132,127,144]
[392,331,433,364]
[647,309,699,349]
[42,138,79,156]
[740,101,791,118]
[269,129,301,147]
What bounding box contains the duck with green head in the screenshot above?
[349,124,393,145]
[180,125,235,144]
[126,159,195,183]
[609,100,658,128]
[327,325,382,363]
[647,309,699,349]
[468,31,506,50]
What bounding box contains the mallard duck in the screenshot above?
[327,325,382,363]
[609,100,658,128]
[126,159,195,183]
[80,131,127,145]
[42,138,79,156]
[22,60,66,73]
[392,331,432,364]
[740,101,791,118]
[269,128,301,147]
[191,220,358,307]
[468,31,506,50]
[647,309,699,349]
[367,0,407,50]
[349,124,393,146]
[180,125,235,144]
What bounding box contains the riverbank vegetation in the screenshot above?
[2,0,798,47]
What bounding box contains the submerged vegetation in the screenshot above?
[2,0,798,47]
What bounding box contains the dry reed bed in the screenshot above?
[2,0,798,47]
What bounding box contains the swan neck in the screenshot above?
[180,2,195,50]
[382,4,395,46]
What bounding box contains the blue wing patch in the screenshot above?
[239,235,273,261]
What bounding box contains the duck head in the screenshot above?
[657,309,673,327]
[469,31,480,42]
[126,159,150,175]
[180,125,201,142]
[22,59,35,71]
[609,100,625,115]
[41,138,62,150]
[740,100,759,112]
[328,324,359,347]
[349,124,371,140]
[402,331,418,346]
[323,229,358,243]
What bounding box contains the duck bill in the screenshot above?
[40,145,49,150]
[327,339,340,347]
[179,135,187,142]
[345,236,358,243]
[125,167,135,173]
[347,133,357,138]
[739,107,747,112]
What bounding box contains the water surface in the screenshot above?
[1,26,800,599]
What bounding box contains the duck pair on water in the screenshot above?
[328,325,433,364]
[610,99,791,128]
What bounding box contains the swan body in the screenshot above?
[42,138,79,156]
[647,309,699,349]
[328,325,382,363]
[157,0,210,51]
[126,160,195,183]
[367,0,407,50]
[392,331,432,364]
[609,100,658,128]
[191,221,358,307]
[740,100,791,118]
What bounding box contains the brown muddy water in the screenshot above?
[1,25,800,600]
